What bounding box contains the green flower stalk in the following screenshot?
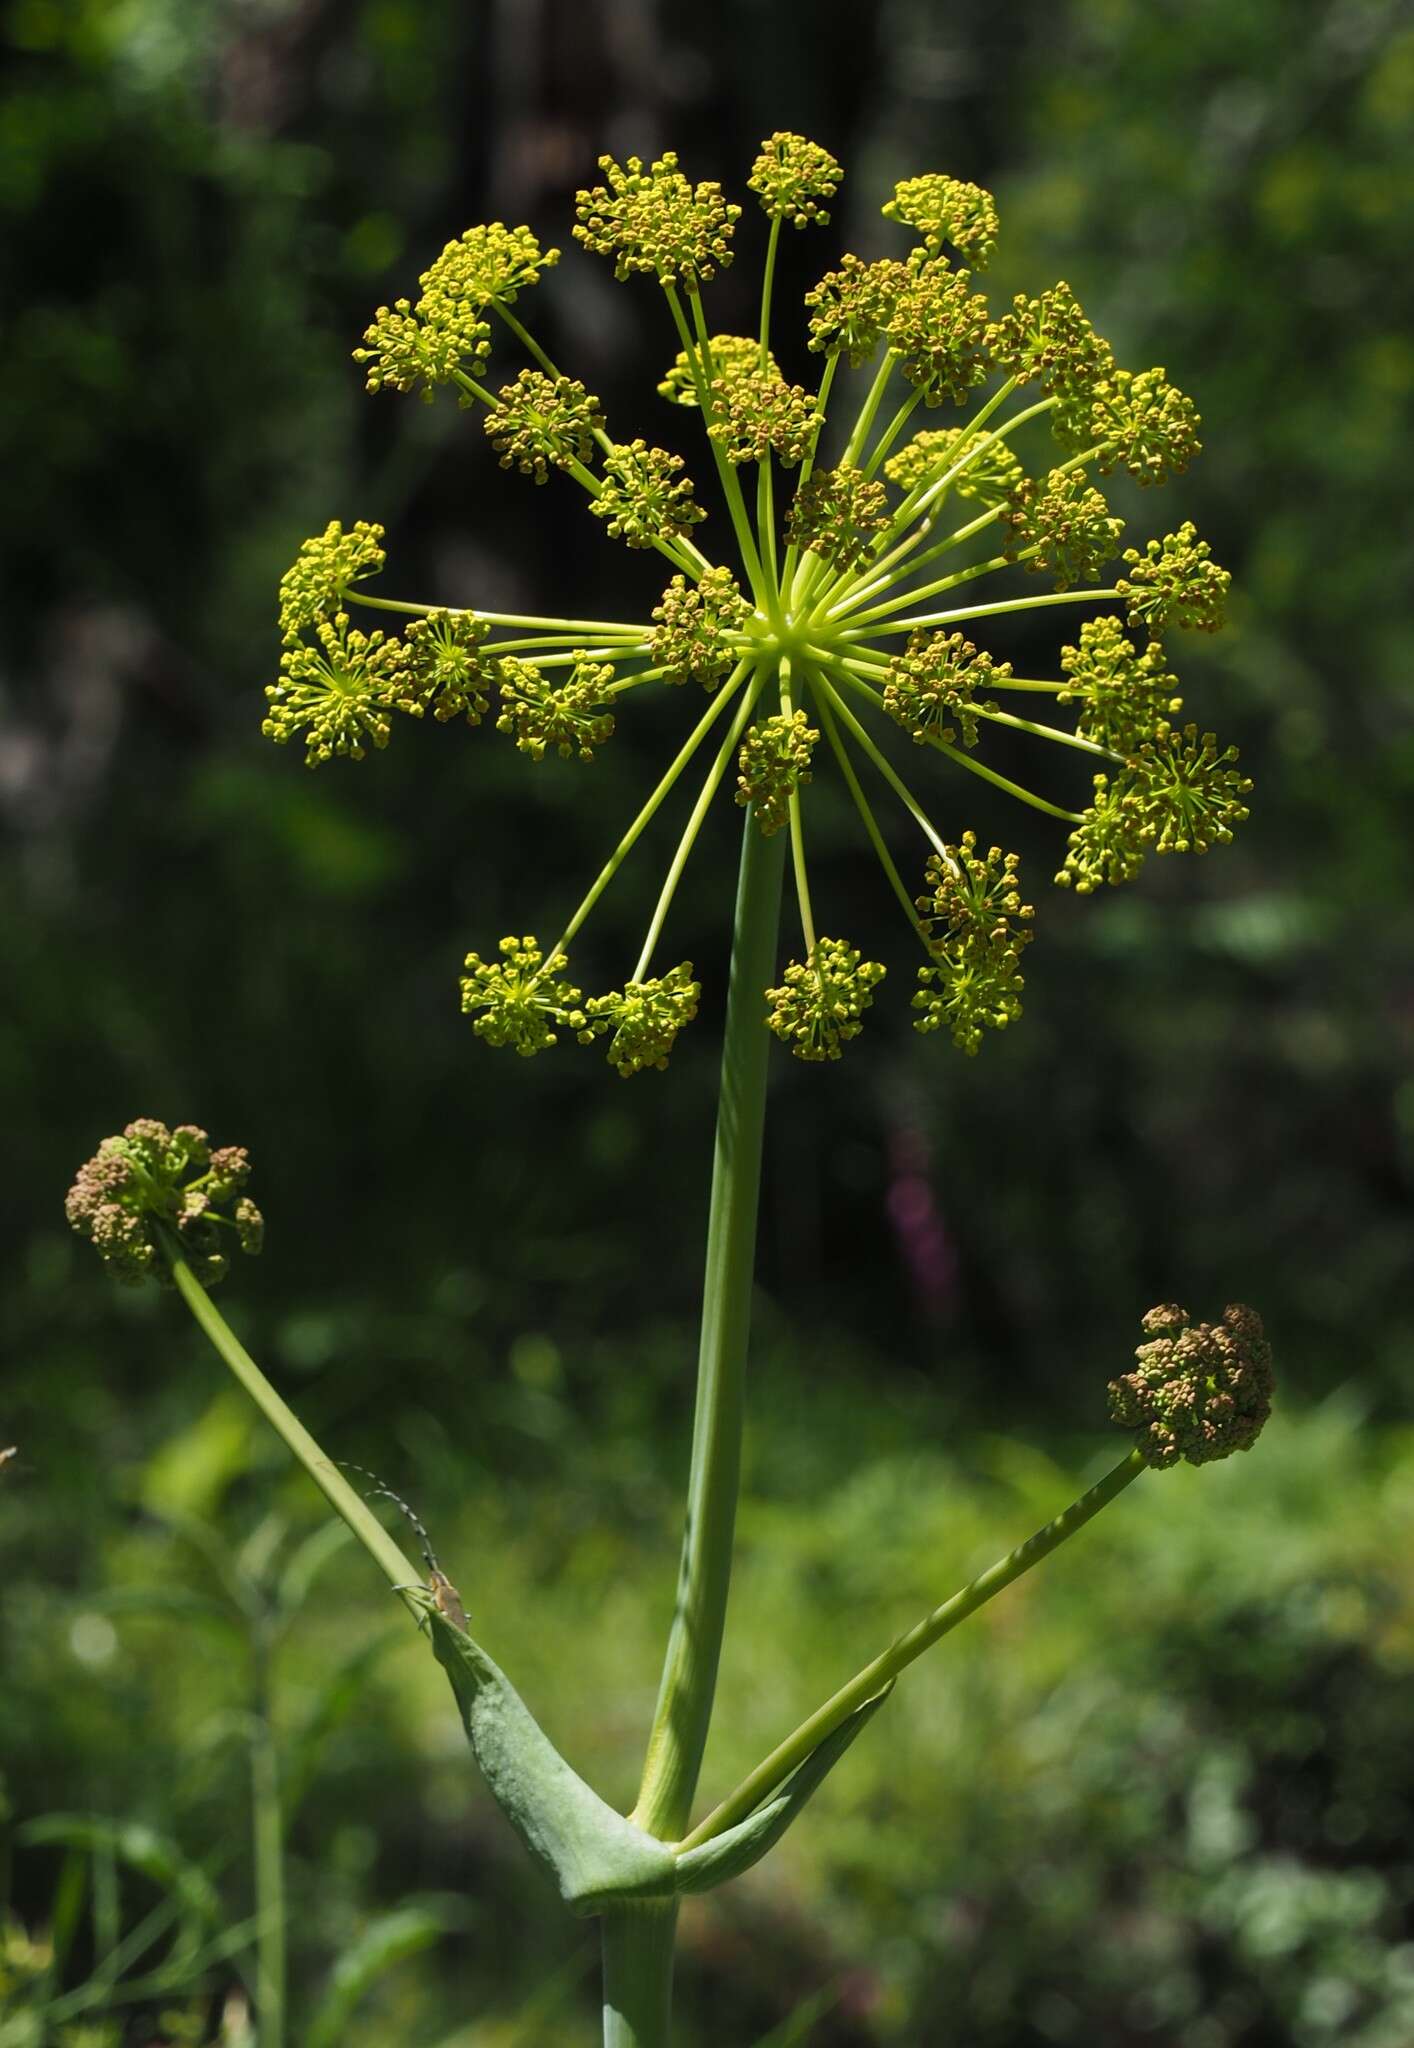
[69,137,1270,2048]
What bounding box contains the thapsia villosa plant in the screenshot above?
[67,137,1275,2045]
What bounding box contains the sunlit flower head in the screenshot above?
[265,138,1245,1071]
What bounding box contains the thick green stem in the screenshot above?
[633,811,786,1841]
[601,1902,679,2048]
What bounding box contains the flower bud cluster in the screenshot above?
[736,711,819,835]
[885,264,993,406]
[708,371,818,468]
[483,371,605,482]
[402,610,495,725]
[882,174,1000,268]
[496,657,616,761]
[66,1121,262,1288]
[264,615,410,767]
[650,569,750,688]
[992,282,1116,448]
[590,441,707,548]
[1092,368,1201,486]
[459,938,587,1056]
[805,256,911,366]
[582,963,702,1075]
[912,836,1033,1055]
[278,520,386,644]
[883,427,1023,505]
[1002,469,1126,588]
[786,466,889,571]
[355,224,558,400]
[574,154,740,288]
[1057,618,1182,756]
[1118,522,1231,633]
[1110,1304,1274,1468]
[267,138,1252,1074]
[766,939,887,1061]
[1056,723,1252,891]
[749,133,844,226]
[659,334,773,408]
[882,630,1007,749]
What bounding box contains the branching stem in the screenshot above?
[681,1450,1147,1853]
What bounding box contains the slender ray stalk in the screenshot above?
[805,665,950,858]
[662,285,771,609]
[780,351,838,587]
[832,657,1113,760]
[825,509,1004,621]
[347,592,652,639]
[839,586,1124,640]
[778,658,817,951]
[543,665,752,966]
[631,667,770,981]
[812,689,932,942]
[830,667,1083,823]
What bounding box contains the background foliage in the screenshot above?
[2,0,1412,2041]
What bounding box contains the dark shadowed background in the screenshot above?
[3,2,1413,2043]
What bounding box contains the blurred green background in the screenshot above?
[3,0,1413,2041]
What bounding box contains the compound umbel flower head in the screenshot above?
[1109,1304,1274,1468]
[266,137,1247,1071]
[66,1122,263,1287]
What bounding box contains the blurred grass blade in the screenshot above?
[92,1822,119,1967]
[281,1628,399,1820]
[274,1517,353,1624]
[46,1848,87,1985]
[18,1817,222,1933]
[750,1982,843,2046]
[88,1585,245,1639]
[304,1896,473,2048]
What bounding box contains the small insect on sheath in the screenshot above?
[425,1567,468,1632]
[0,1446,16,1472]
[340,1461,469,1631]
